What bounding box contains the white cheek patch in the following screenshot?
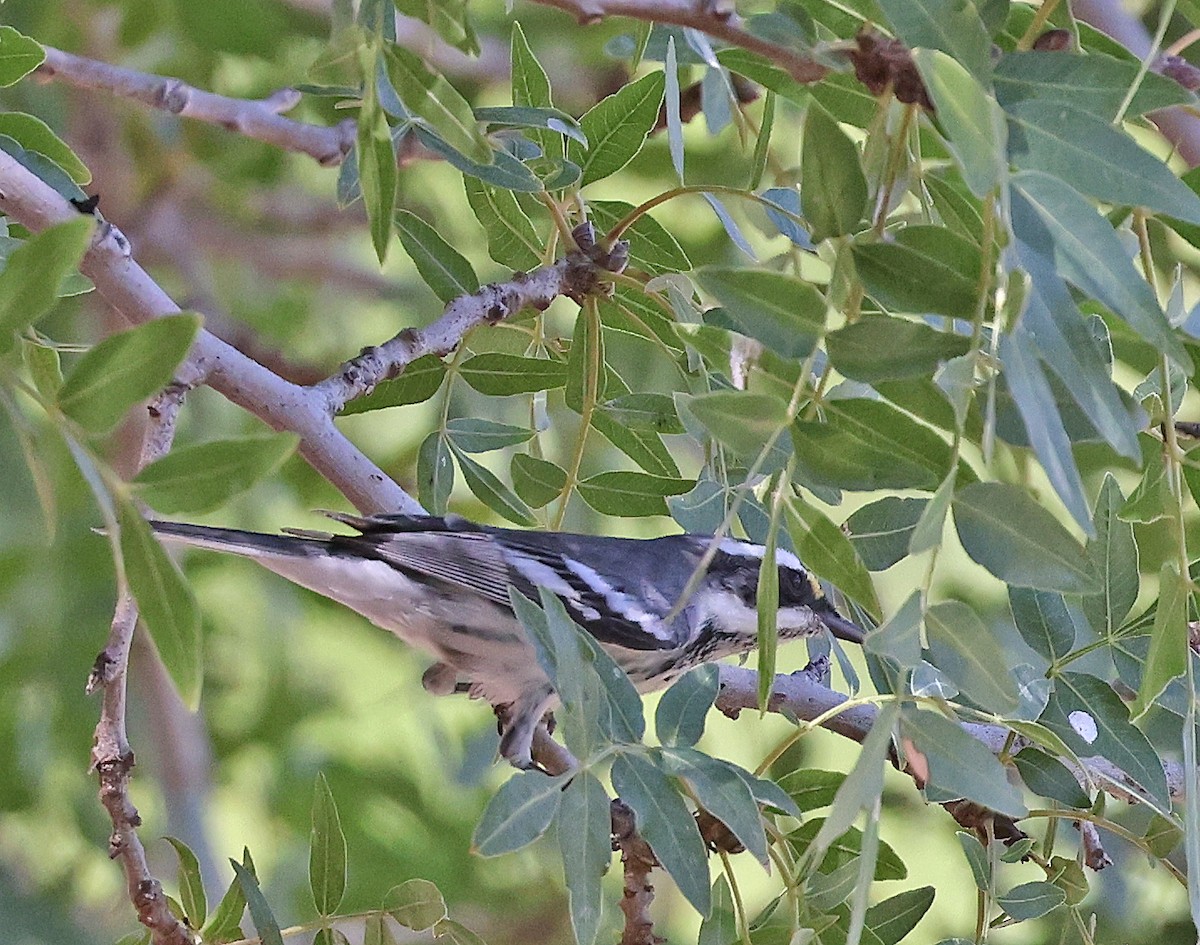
[1068,710,1098,744]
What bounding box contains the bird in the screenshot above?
[149,513,865,768]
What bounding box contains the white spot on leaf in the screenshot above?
[1068,710,1098,744]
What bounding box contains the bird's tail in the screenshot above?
[148,520,331,559]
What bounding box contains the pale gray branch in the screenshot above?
[36,46,355,167]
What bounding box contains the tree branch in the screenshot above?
[35,46,355,167]
[611,799,661,945]
[524,0,828,84]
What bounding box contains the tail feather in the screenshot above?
[149,520,329,559]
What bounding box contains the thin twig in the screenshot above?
[612,800,662,945]
[35,46,355,167]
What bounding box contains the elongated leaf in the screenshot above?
[1038,672,1171,810]
[785,498,880,619]
[826,316,970,383]
[846,497,928,571]
[511,453,566,508]
[1129,563,1188,720]
[1013,748,1090,808]
[611,751,710,914]
[573,71,665,186]
[558,771,611,945]
[0,112,90,183]
[231,859,284,945]
[449,442,536,525]
[119,500,202,708]
[385,879,447,931]
[577,471,694,517]
[865,886,936,945]
[446,418,534,453]
[998,881,1066,921]
[463,177,542,269]
[0,216,93,335]
[164,837,207,928]
[202,851,249,942]
[695,267,827,359]
[340,354,446,414]
[916,50,1005,197]
[792,399,960,492]
[777,769,845,812]
[661,746,769,865]
[0,27,44,86]
[801,103,867,241]
[309,773,347,916]
[877,0,991,80]
[394,209,479,302]
[656,665,719,748]
[510,22,561,162]
[599,393,684,435]
[687,390,789,457]
[1009,170,1190,369]
[852,227,981,318]
[565,300,605,413]
[900,708,1027,816]
[665,37,684,180]
[925,600,1020,714]
[1083,474,1138,637]
[698,877,736,945]
[789,819,908,880]
[417,431,453,514]
[383,43,490,163]
[587,201,690,275]
[998,327,1091,532]
[994,50,1191,120]
[357,49,396,263]
[459,353,566,395]
[864,591,922,668]
[1007,101,1200,224]
[472,770,566,856]
[134,433,299,514]
[952,481,1097,593]
[1008,587,1085,664]
[59,313,201,435]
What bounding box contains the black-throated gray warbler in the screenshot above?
[150,513,865,768]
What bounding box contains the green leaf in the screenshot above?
[1008,588,1085,664]
[994,50,1192,121]
[565,302,605,413]
[394,209,479,302]
[756,496,781,708]
[395,0,477,54]
[22,338,63,398]
[687,391,789,457]
[698,877,737,945]
[133,433,299,514]
[446,418,535,453]
[340,354,447,414]
[510,22,561,163]
[385,878,448,931]
[924,600,1020,715]
[1007,101,1200,225]
[417,431,453,515]
[1082,475,1138,638]
[957,830,989,890]
[900,708,1027,817]
[164,837,207,928]
[459,353,567,395]
[0,217,93,336]
[382,43,490,164]
[1038,672,1171,811]
[577,470,694,517]
[357,48,397,263]
[788,818,908,880]
[864,886,936,945]
[1144,812,1184,857]
[309,773,347,916]
[202,851,249,942]
[610,751,711,915]
[511,453,567,508]
[363,912,397,945]
[909,470,955,554]
[665,37,684,180]
[472,770,566,856]
[785,498,880,620]
[1047,856,1089,905]
[951,482,1097,593]
[792,399,960,492]
[801,103,867,241]
[0,112,90,183]
[916,50,1005,197]
[826,316,970,383]
[1013,748,1090,808]
[997,881,1065,921]
[463,177,542,269]
[877,0,992,81]
[1009,170,1190,370]
[573,71,665,186]
[661,746,769,865]
[119,500,202,709]
[694,267,827,359]
[448,441,536,525]
[852,227,981,318]
[863,591,922,669]
[558,771,611,945]
[776,769,845,812]
[591,394,681,477]
[846,497,928,571]
[231,858,284,945]
[433,920,486,945]
[0,27,44,87]
[599,393,684,435]
[1129,563,1189,720]
[59,314,201,435]
[656,665,720,748]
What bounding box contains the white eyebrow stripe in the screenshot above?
[717,539,807,573]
